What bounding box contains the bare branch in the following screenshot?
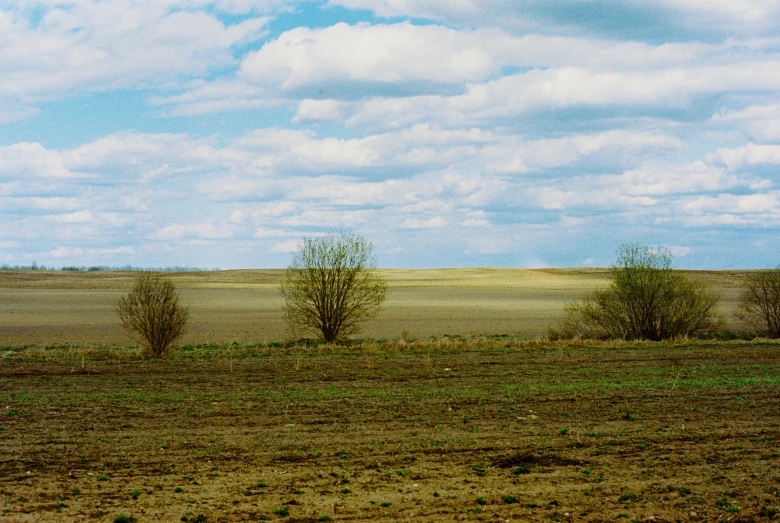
[562,244,722,340]
[736,268,780,337]
[116,272,189,356]
[280,233,387,343]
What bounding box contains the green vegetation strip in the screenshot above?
[1,341,777,409]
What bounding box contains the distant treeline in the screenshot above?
[0,263,218,272]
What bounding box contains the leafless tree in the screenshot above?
[117,272,189,356]
[281,233,387,343]
[736,268,780,338]
[563,244,722,340]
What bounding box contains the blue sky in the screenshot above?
[2,0,780,269]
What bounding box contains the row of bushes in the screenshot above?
[115,239,780,357]
[552,244,780,341]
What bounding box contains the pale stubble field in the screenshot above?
[0,269,748,347]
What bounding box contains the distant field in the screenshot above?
[0,268,750,346]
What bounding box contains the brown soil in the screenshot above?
[1,341,779,522]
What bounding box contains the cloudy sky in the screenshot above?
[2,0,780,269]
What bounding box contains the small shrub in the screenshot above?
[559,427,569,436]
[503,495,518,504]
[736,268,780,337]
[380,501,391,507]
[318,516,332,521]
[256,481,267,488]
[476,497,487,505]
[130,488,141,499]
[512,466,530,475]
[117,273,189,357]
[97,475,108,482]
[281,233,387,343]
[114,516,136,523]
[273,508,289,516]
[561,244,721,340]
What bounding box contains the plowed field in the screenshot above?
[1,340,779,522]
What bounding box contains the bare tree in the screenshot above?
[563,244,721,340]
[736,268,780,338]
[281,233,387,343]
[117,272,189,356]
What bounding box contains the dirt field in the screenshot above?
[1,340,779,522]
[0,269,749,346]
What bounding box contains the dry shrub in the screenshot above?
[281,233,387,343]
[736,268,780,338]
[561,245,722,341]
[116,272,189,357]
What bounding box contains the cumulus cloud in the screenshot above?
[49,246,84,258]
[683,193,780,214]
[156,20,761,114]
[0,143,77,178]
[0,1,270,102]
[401,216,448,229]
[43,210,95,223]
[713,104,780,142]
[269,239,301,252]
[341,60,780,129]
[4,1,780,269]
[152,222,235,240]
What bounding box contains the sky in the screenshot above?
[2,1,780,270]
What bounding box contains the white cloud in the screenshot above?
[89,246,136,256]
[665,0,780,22]
[49,246,83,258]
[401,216,448,229]
[253,227,289,238]
[668,245,692,257]
[0,104,39,124]
[279,209,374,227]
[157,20,754,114]
[43,210,94,223]
[239,22,507,88]
[462,210,490,227]
[705,143,780,170]
[269,239,300,252]
[713,103,780,142]
[293,99,344,122]
[0,2,270,101]
[344,61,780,128]
[0,143,77,178]
[462,218,489,227]
[152,222,234,240]
[536,187,658,211]
[683,193,779,214]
